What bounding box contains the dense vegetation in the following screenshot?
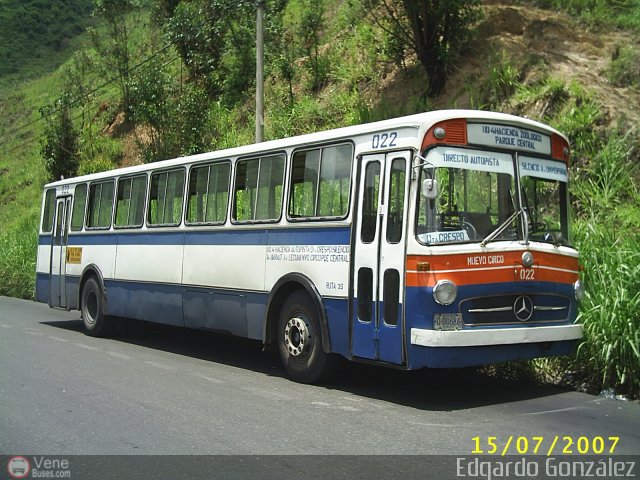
[0,0,638,397]
[0,0,94,82]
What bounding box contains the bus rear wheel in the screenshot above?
[81,277,114,337]
[277,291,335,384]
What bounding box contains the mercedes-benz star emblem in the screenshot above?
[513,295,534,322]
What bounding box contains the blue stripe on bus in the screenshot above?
[39,226,351,247]
[38,272,351,357]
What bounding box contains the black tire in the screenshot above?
[277,290,335,384]
[80,276,114,337]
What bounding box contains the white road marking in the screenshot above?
[75,343,99,351]
[107,351,132,360]
[524,406,582,415]
[144,360,176,371]
[186,372,224,384]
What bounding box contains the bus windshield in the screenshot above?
[520,155,569,244]
[416,147,569,245]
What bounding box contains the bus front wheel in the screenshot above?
[81,277,114,337]
[277,291,335,384]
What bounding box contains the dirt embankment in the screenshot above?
[434,1,640,130]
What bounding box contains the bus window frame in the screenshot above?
[231,152,286,225]
[146,167,187,229]
[286,141,354,223]
[185,159,232,227]
[114,173,149,230]
[70,183,88,232]
[41,188,57,234]
[85,179,116,231]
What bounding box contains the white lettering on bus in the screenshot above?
[466,255,505,266]
[443,153,500,167]
[266,245,350,263]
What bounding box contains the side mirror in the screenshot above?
[421,178,438,199]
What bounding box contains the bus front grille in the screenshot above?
[459,293,571,326]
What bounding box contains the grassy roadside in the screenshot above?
[0,0,637,398]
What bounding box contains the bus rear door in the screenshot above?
[49,195,71,308]
[351,151,410,364]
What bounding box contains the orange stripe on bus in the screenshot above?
[406,251,578,288]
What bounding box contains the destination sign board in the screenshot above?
[467,123,551,155]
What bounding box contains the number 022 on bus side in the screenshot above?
[35,110,585,383]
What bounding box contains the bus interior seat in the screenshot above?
[465,212,494,237]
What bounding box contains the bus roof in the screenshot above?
[44,110,568,188]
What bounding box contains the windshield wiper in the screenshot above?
[480,209,522,247]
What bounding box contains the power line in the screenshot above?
[0,11,227,157]
[0,41,175,144]
[0,54,181,159]
[1,8,221,144]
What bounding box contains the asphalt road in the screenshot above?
[1,296,639,459]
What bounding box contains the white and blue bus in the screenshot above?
[36,110,584,383]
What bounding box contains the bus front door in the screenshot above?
[351,151,410,364]
[49,196,71,308]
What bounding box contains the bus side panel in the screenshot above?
[35,272,50,304]
[324,297,350,358]
[110,233,185,326]
[64,275,80,310]
[35,237,51,304]
[182,286,266,339]
[182,233,267,335]
[263,227,351,357]
[106,279,184,327]
[67,233,116,312]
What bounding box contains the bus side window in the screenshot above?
[87,180,115,229]
[148,169,185,226]
[233,155,284,222]
[115,175,147,228]
[288,143,353,220]
[186,162,230,225]
[70,184,87,231]
[41,189,56,233]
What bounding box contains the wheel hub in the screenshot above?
[284,317,310,357]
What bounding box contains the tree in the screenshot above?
[161,0,287,101]
[90,0,141,119]
[40,99,80,181]
[363,0,480,97]
[299,0,327,92]
[128,55,210,162]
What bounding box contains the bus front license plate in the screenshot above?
[434,313,463,331]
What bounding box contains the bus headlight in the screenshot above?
[574,279,585,301]
[433,280,457,305]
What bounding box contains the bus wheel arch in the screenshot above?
[265,274,331,354]
[265,275,336,383]
[78,265,106,309]
[78,266,114,337]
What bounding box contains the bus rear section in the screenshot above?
[402,116,583,369]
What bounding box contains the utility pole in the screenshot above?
[256,0,265,143]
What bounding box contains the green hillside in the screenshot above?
[0,0,638,397]
[0,0,94,82]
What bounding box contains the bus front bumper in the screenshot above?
[410,324,583,348]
